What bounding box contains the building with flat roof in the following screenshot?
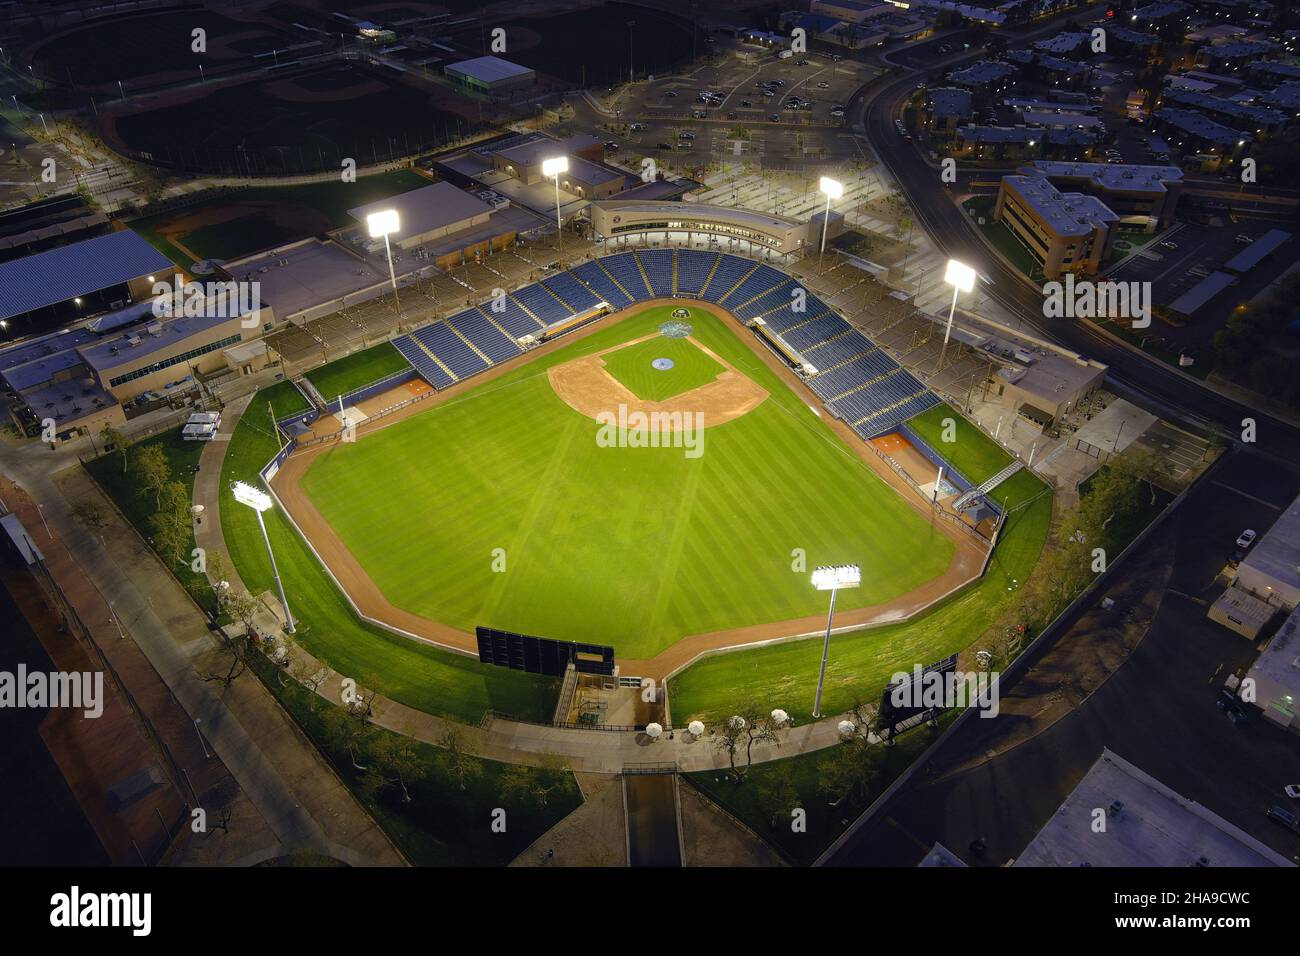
[0,229,174,333]
[1208,585,1278,640]
[489,135,624,199]
[946,60,1018,94]
[986,343,1107,428]
[588,200,842,259]
[1234,492,1300,610]
[995,174,1119,278]
[1244,603,1300,730]
[1154,107,1251,162]
[348,181,495,251]
[1020,161,1184,230]
[443,56,535,94]
[1015,749,1294,867]
[924,87,974,138]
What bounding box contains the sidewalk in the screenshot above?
[0,441,405,866]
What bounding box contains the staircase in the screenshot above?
[952,460,1024,512]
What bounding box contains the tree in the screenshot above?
[501,755,570,809]
[367,733,421,804]
[133,443,171,510]
[439,730,481,792]
[756,762,801,829]
[714,703,784,782]
[818,736,880,807]
[150,480,192,568]
[100,423,132,473]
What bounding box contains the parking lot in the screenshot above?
[577,47,880,171]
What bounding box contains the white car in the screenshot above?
[1236,529,1257,549]
[1286,784,1300,799]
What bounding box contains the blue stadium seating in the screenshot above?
[512,284,570,326]
[805,331,873,370]
[542,272,600,312]
[448,308,523,363]
[700,255,755,301]
[601,252,653,298]
[761,304,826,335]
[721,265,786,306]
[636,249,674,297]
[571,260,634,307]
[482,298,541,338]
[412,321,489,380]
[675,250,719,294]
[393,335,454,389]
[783,315,850,352]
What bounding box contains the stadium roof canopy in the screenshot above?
[0,230,173,322]
[348,182,494,239]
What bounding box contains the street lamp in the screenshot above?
[939,258,976,372]
[230,480,295,633]
[542,156,569,255]
[367,209,401,314]
[811,564,861,718]
[817,175,843,271]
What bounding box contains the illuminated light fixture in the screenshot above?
[817,176,844,270]
[230,480,295,633]
[938,258,977,372]
[542,156,569,254]
[366,209,402,310]
[811,564,861,718]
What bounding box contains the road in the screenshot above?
[855,22,1300,460]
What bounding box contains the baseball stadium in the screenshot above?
[251,245,1038,695]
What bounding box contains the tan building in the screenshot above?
[995,174,1119,278]
[1019,161,1184,231]
[489,135,622,198]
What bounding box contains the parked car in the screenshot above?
[604,141,619,151]
[629,122,646,132]
[1216,689,1236,711]
[740,100,753,107]
[1227,703,1249,726]
[769,113,780,122]
[1266,805,1300,832]
[656,142,673,150]
[1235,233,1253,244]
[678,131,695,140]
[1159,241,1177,249]
[1236,529,1257,549]
[692,109,706,118]
[1284,784,1300,799]
[817,81,830,89]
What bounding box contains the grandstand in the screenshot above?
[391,249,941,440]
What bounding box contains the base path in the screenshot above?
[270,298,988,679]
[548,332,768,428]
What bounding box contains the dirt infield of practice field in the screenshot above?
[548,333,768,429]
[270,299,986,678]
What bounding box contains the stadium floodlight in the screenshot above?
[367,209,402,313]
[542,156,569,254]
[230,481,295,633]
[817,176,844,270]
[939,258,977,371]
[811,564,860,718]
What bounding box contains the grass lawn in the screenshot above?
[299,306,954,659]
[84,428,214,613]
[962,196,1045,284]
[687,711,954,865]
[257,379,312,422]
[248,653,580,866]
[906,401,1042,510]
[668,488,1051,725]
[306,342,411,401]
[600,336,725,401]
[220,392,559,723]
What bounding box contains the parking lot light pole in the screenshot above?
[818,176,843,272]
[940,258,976,372]
[811,564,861,718]
[231,481,295,634]
[542,156,569,256]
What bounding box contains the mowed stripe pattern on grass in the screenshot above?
[299,307,954,660]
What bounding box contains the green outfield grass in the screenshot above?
[600,336,726,401]
[299,306,955,660]
[668,488,1051,724]
[257,379,312,422]
[306,342,410,401]
[220,395,559,723]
